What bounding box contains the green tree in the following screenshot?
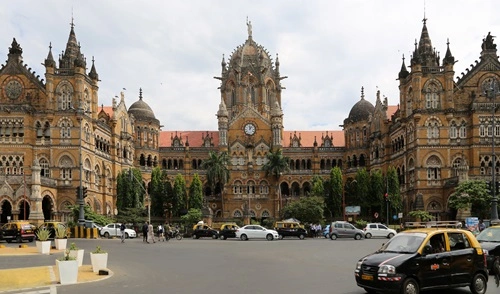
[387,166,402,212]
[181,208,202,228]
[188,173,204,210]
[325,167,343,219]
[150,167,168,217]
[310,175,325,197]
[281,196,324,224]
[67,204,113,227]
[116,168,145,214]
[355,168,370,211]
[448,180,491,219]
[172,174,187,216]
[369,170,384,218]
[201,151,230,216]
[262,149,290,217]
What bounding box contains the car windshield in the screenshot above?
[379,233,426,253]
[476,227,500,242]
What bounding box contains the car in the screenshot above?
[355,228,489,294]
[36,221,67,239]
[274,221,307,240]
[192,224,219,239]
[363,223,397,239]
[329,221,364,240]
[100,223,136,239]
[323,224,330,238]
[475,224,500,273]
[236,225,279,241]
[0,221,35,243]
[218,223,240,240]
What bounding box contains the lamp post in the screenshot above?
[486,79,500,224]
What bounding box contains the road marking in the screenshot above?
[4,287,55,294]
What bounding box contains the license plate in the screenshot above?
[362,274,373,281]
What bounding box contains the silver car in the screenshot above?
[329,221,364,240]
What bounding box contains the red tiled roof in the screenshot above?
[100,106,113,117]
[387,105,398,120]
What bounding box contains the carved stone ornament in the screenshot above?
[5,79,23,99]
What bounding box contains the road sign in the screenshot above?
[374,212,379,218]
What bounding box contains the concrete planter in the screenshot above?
[55,238,67,250]
[90,252,108,273]
[56,259,78,285]
[69,249,84,267]
[36,241,51,255]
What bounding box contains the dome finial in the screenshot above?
[361,86,365,100]
[139,88,143,100]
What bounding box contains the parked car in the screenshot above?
[355,228,489,294]
[36,221,67,239]
[235,225,279,241]
[218,223,240,240]
[329,221,364,240]
[100,223,136,239]
[323,224,330,238]
[274,221,307,240]
[475,224,500,273]
[192,224,219,239]
[363,223,397,239]
[0,221,35,243]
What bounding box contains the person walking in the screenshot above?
[148,222,156,243]
[142,221,148,243]
[120,223,126,243]
[158,224,165,242]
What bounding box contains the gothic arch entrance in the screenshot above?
[42,196,53,220]
[18,199,30,220]
[1,200,12,223]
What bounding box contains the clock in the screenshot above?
[244,123,256,135]
[482,77,499,97]
[5,79,23,100]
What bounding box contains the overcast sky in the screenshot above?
[2,0,500,131]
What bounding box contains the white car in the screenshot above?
[363,223,396,239]
[100,223,137,239]
[235,225,279,241]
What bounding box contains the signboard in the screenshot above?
[345,206,361,215]
[465,217,479,234]
[374,212,379,218]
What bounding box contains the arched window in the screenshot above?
[426,155,441,180]
[39,158,50,177]
[59,155,73,180]
[449,121,457,139]
[56,81,74,110]
[425,82,440,109]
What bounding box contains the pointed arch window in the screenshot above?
[56,81,74,110]
[449,121,458,139]
[59,156,73,180]
[459,121,467,138]
[94,165,101,188]
[39,158,50,177]
[425,83,440,109]
[426,155,441,181]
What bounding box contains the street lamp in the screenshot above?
[485,78,500,224]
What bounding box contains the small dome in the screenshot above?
[347,98,374,123]
[128,89,157,122]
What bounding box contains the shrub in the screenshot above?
[35,228,50,241]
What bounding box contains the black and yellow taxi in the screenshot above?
[355,228,489,294]
[274,221,307,240]
[36,221,67,239]
[0,221,35,243]
[218,223,240,240]
[192,224,219,239]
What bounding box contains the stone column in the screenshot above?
[28,157,44,226]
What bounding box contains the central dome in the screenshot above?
[347,98,374,123]
[128,89,157,122]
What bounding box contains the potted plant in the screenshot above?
[56,249,78,285]
[90,246,108,273]
[68,242,84,267]
[54,226,69,250]
[35,227,51,255]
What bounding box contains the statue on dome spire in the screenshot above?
[246,17,252,38]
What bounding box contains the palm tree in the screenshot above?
[201,151,230,218]
[262,149,290,218]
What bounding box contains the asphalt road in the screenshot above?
[1,236,498,294]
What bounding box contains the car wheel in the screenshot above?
[212,234,218,239]
[330,234,337,240]
[192,234,197,239]
[16,236,22,243]
[266,234,274,241]
[387,233,394,238]
[240,234,248,241]
[469,272,487,294]
[219,235,226,240]
[29,238,33,242]
[401,278,419,294]
[278,235,283,240]
[176,234,183,240]
[299,234,305,240]
[104,232,110,239]
[125,233,129,239]
[354,234,362,240]
[365,233,372,239]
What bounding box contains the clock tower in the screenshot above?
[215,20,286,220]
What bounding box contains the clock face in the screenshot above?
[482,77,499,97]
[244,123,256,135]
[5,79,23,100]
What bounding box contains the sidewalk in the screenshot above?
[0,246,112,292]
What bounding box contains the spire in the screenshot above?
[221,54,226,74]
[398,54,409,80]
[360,86,365,100]
[443,38,455,65]
[59,19,86,69]
[89,56,99,80]
[44,42,56,68]
[7,38,23,63]
[139,88,143,100]
[275,53,280,74]
[416,18,438,67]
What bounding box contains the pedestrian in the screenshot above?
[316,223,322,238]
[310,223,315,238]
[120,223,126,243]
[142,221,148,243]
[148,222,156,243]
[479,220,486,232]
[158,224,165,242]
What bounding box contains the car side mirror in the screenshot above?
[423,245,433,255]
